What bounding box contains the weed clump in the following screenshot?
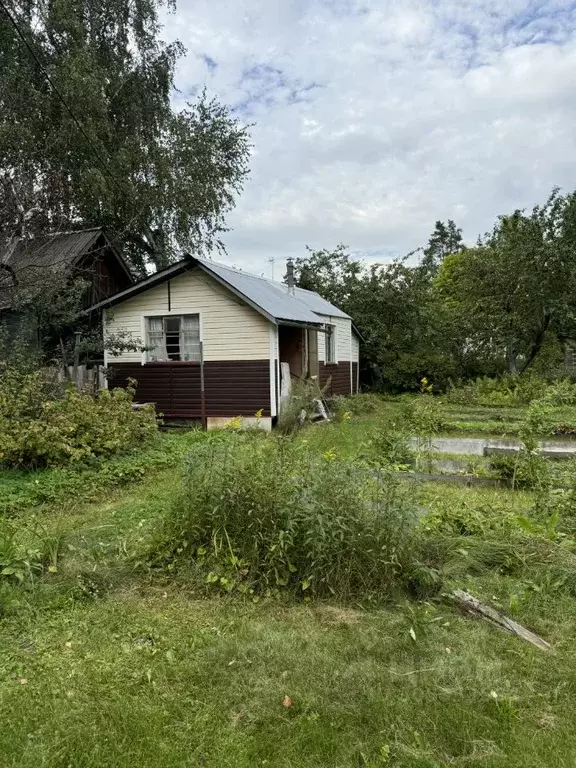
[149,431,418,600]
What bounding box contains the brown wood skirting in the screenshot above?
[107,361,270,418]
[319,362,351,396]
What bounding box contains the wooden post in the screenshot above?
[73,331,82,390]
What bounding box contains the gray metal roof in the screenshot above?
[292,286,350,319]
[197,258,350,324]
[86,254,351,326]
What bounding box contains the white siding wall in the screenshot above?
[317,315,353,363]
[352,334,360,363]
[105,269,271,363]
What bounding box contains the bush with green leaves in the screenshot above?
[539,379,576,407]
[332,392,383,417]
[0,367,158,468]
[488,401,554,489]
[361,426,414,469]
[402,395,446,436]
[276,377,330,434]
[150,432,418,599]
[446,374,548,407]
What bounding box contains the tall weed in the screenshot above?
[150,432,418,599]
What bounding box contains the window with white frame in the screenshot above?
[146,314,201,362]
[325,324,336,363]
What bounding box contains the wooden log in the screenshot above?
[451,589,551,651]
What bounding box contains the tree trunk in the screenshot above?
[520,313,552,374]
[506,341,518,374]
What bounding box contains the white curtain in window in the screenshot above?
[181,315,201,361]
[147,316,166,361]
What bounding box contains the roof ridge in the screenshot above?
[29,227,103,238]
[195,255,289,288]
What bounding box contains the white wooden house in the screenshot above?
[87,255,361,429]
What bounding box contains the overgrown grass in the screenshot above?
[2,397,576,765]
[0,430,200,517]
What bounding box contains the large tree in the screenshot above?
[293,243,472,391]
[0,0,251,272]
[420,219,464,275]
[437,190,576,373]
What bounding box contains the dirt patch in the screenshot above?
[314,605,364,626]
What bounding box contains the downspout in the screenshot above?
[200,340,207,430]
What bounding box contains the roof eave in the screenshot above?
[352,322,364,342]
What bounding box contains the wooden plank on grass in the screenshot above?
[451,589,551,651]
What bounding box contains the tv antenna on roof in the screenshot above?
[268,257,275,280]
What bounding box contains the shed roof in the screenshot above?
[0,228,133,311]
[85,254,352,327]
[0,229,103,273]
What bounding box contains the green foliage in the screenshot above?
[446,374,549,407]
[489,454,548,490]
[437,189,576,374]
[539,378,576,406]
[0,2,251,270]
[276,377,328,434]
[150,432,418,599]
[0,368,157,467]
[361,426,413,470]
[332,392,383,416]
[402,395,447,436]
[0,431,198,516]
[420,219,464,275]
[0,519,61,585]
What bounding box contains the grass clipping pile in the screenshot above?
[149,431,418,600]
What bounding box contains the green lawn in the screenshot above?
[1,412,576,766]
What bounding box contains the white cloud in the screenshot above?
[161,0,576,274]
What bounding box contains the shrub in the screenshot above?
[539,379,576,407]
[402,396,446,436]
[0,368,158,468]
[446,374,548,407]
[361,426,414,469]
[332,393,382,417]
[149,432,418,600]
[276,378,329,434]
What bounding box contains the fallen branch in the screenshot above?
[451,589,551,651]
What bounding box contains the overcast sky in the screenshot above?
[162,0,576,277]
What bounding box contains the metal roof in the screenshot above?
[197,258,344,324]
[86,255,351,327]
[291,286,350,320]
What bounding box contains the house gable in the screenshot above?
[105,266,271,364]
